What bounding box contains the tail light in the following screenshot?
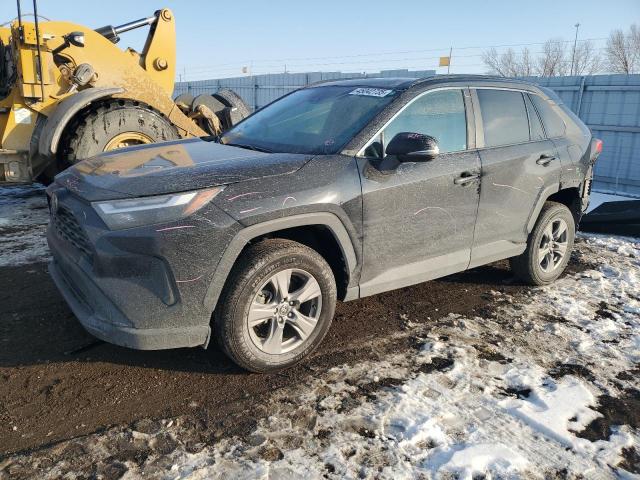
[591,138,603,162]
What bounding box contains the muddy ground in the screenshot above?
[0,248,596,458]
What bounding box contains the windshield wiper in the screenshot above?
[225,142,272,153]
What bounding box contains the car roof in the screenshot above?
[308,77,425,89]
[310,74,540,91]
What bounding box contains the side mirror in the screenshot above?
[385,132,439,162]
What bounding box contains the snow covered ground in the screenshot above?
[0,185,49,267]
[4,233,638,479]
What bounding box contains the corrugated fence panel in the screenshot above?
[176,72,640,196]
[174,69,436,110]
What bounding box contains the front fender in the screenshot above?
[203,212,359,313]
[37,87,125,158]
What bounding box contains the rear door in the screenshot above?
[529,92,575,186]
[470,88,561,267]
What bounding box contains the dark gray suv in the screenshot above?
[46,76,602,372]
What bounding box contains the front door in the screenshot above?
[357,88,481,297]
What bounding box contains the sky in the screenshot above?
[2,0,639,80]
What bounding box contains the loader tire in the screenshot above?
[60,100,180,166]
[213,89,251,121]
[174,93,194,113]
[191,94,226,115]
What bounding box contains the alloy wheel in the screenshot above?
[538,218,569,272]
[247,268,322,355]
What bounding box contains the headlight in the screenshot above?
[93,187,224,230]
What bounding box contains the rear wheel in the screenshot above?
[59,100,180,167]
[510,201,575,285]
[214,239,336,372]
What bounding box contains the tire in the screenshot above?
[60,100,180,167]
[213,88,251,120]
[214,239,337,372]
[510,201,575,286]
[191,94,226,114]
[174,93,194,113]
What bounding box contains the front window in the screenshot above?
[362,89,468,158]
[220,86,398,155]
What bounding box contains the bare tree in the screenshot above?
[572,40,602,75]
[605,26,638,73]
[518,47,534,76]
[536,39,568,77]
[483,47,514,76]
[630,24,640,66]
[482,47,534,77]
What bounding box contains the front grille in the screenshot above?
[53,206,93,257]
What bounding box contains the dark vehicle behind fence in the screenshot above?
[46,75,602,372]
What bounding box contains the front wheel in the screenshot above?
[510,201,575,285]
[214,239,337,372]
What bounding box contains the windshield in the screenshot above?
[220,86,398,155]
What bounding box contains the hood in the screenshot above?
[55,138,314,201]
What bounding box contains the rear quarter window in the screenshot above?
[476,89,529,147]
[529,94,566,138]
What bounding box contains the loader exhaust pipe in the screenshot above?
[95,13,158,44]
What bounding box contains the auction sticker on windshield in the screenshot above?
[349,88,394,97]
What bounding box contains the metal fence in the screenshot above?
[175,72,640,197]
[174,69,436,111]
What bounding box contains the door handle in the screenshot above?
[454,172,480,185]
[536,154,556,166]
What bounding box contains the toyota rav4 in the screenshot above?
[47,76,602,372]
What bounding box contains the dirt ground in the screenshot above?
[1,248,583,458]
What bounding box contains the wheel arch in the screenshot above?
[37,87,125,159]
[546,187,582,226]
[203,213,359,314]
[527,186,582,233]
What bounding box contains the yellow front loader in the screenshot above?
[0,1,250,183]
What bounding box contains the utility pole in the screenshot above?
[447,47,452,74]
[570,22,580,76]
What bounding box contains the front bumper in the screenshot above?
[46,185,242,350]
[49,257,210,349]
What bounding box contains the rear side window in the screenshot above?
[529,94,566,138]
[524,94,545,141]
[477,89,529,147]
[383,89,467,154]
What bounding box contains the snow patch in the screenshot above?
[501,375,600,448]
[0,184,50,267]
